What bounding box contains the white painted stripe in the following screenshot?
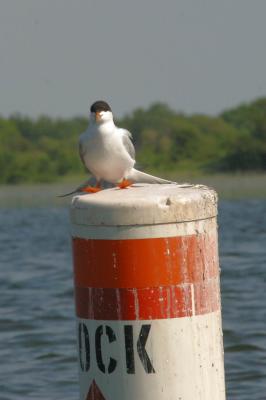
[71,185,217,226]
[77,311,225,400]
[191,283,196,316]
[71,217,216,240]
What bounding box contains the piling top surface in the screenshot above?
[71,184,217,227]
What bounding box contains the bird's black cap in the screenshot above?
[90,101,112,113]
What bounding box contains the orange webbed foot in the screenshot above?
[81,186,102,193]
[117,179,133,189]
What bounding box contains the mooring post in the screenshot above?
[70,184,226,400]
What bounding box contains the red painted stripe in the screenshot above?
[72,233,218,288]
[75,279,220,320]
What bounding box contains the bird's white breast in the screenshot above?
[80,122,135,183]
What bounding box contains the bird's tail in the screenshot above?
[57,178,93,197]
[126,168,176,184]
[57,177,114,197]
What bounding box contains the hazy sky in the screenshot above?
[1,0,266,118]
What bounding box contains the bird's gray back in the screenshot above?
[119,128,136,161]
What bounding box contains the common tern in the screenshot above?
[60,100,175,196]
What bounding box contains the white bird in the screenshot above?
[60,101,174,196]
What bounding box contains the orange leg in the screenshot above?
[81,181,102,193]
[117,179,133,189]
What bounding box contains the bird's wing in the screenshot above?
[119,129,136,161]
[78,134,87,167]
[126,168,176,184]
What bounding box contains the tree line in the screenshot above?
[0,98,266,184]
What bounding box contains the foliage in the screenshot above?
[220,98,266,170]
[1,98,266,183]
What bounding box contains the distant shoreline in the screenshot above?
[1,99,266,185]
[0,173,265,207]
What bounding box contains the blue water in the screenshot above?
[0,200,265,399]
[220,200,266,399]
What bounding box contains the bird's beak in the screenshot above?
[95,112,101,122]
